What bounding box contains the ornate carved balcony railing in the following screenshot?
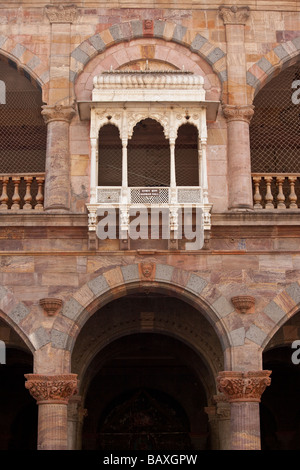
[88,185,212,234]
[252,173,300,209]
[0,173,45,211]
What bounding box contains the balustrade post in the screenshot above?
[35,177,45,210]
[11,177,21,210]
[276,176,286,209]
[252,176,262,209]
[264,176,274,209]
[0,176,9,210]
[23,176,33,210]
[288,176,298,209]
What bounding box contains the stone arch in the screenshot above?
[0,286,35,354]
[0,45,49,102]
[50,263,237,364]
[260,281,300,350]
[71,20,226,96]
[246,38,300,101]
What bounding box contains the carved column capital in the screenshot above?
[222,104,254,124]
[217,370,271,403]
[219,5,250,25]
[45,4,78,24]
[41,103,77,124]
[25,374,78,405]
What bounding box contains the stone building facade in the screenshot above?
[0,0,300,451]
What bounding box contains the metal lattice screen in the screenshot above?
[98,124,122,186]
[128,119,170,187]
[175,124,199,186]
[250,64,300,173]
[0,58,47,174]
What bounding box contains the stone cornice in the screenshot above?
[41,103,77,124]
[222,104,255,124]
[219,5,250,26]
[25,374,78,404]
[45,4,78,24]
[217,370,271,403]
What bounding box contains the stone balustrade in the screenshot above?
[252,174,300,209]
[0,173,45,211]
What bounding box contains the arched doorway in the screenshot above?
[71,292,224,450]
[261,311,300,450]
[0,318,37,450]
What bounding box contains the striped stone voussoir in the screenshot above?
[51,263,236,352]
[0,36,49,89]
[247,37,300,97]
[69,20,227,84]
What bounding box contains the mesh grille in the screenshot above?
[250,64,300,173]
[175,124,199,186]
[0,59,47,173]
[98,124,122,186]
[128,119,170,187]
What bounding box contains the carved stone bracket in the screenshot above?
[222,104,255,124]
[219,5,250,25]
[231,295,255,314]
[41,103,77,124]
[25,374,78,405]
[45,4,78,24]
[217,370,271,403]
[39,298,63,317]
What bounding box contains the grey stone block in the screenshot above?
[26,55,41,71]
[121,264,139,283]
[11,43,26,59]
[155,264,174,282]
[51,329,69,349]
[264,300,286,323]
[274,44,290,60]
[131,20,143,38]
[0,36,7,49]
[0,285,8,300]
[69,69,76,83]
[88,274,109,297]
[30,327,50,349]
[172,25,187,43]
[245,324,267,346]
[292,36,300,50]
[10,302,30,325]
[246,71,259,88]
[109,24,122,42]
[89,34,106,52]
[230,327,246,346]
[190,34,207,52]
[286,282,300,305]
[257,56,273,73]
[153,20,165,38]
[62,297,83,321]
[212,296,234,318]
[71,47,89,65]
[218,69,228,83]
[186,273,207,295]
[206,47,225,65]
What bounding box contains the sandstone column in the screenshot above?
[217,370,271,450]
[25,374,77,450]
[219,6,254,210]
[67,395,87,450]
[214,393,231,450]
[42,103,76,212]
[42,5,78,212]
